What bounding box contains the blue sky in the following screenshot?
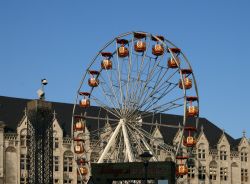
[0,0,249,138]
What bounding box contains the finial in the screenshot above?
[243,130,246,137]
[222,129,225,134]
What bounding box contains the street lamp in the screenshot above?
[140,151,153,184]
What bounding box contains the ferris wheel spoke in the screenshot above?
[140,103,184,120]
[126,124,144,157]
[127,124,158,161]
[90,96,120,119]
[138,69,179,109]
[101,68,123,114]
[115,42,126,116]
[127,60,167,118]
[130,39,151,106]
[135,57,162,101]
[140,121,181,129]
[141,84,181,112]
[97,80,122,116]
[133,125,174,152]
[124,39,134,115]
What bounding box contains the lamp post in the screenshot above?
[140,151,153,184]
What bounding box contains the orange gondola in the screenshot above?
[74,121,85,131]
[79,92,90,108]
[79,167,88,175]
[101,52,112,70]
[74,144,84,154]
[176,156,189,176]
[179,78,192,89]
[168,57,180,68]
[152,35,164,56]
[117,39,129,57]
[88,70,100,87]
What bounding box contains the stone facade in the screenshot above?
[0,111,249,184]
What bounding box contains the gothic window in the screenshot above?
[54,179,59,184]
[220,146,227,160]
[241,169,248,183]
[198,144,205,159]
[54,156,59,172]
[220,167,228,181]
[241,147,248,162]
[209,161,217,180]
[63,151,73,172]
[198,166,206,180]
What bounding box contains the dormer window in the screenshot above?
[198,144,205,159]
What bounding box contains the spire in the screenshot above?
[53,110,56,120]
[24,107,27,116]
[200,125,204,132]
[155,120,159,129]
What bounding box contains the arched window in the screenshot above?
[197,143,206,159]
[209,161,217,180]
[241,147,248,162]
[220,145,227,160]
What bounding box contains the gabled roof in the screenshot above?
[0,96,240,148]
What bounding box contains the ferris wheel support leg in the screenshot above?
[137,131,157,161]
[97,121,122,163]
[122,121,135,162]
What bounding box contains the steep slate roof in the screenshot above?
[0,96,240,148]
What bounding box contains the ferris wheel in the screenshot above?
[72,31,199,183]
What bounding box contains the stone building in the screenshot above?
[0,96,249,184]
